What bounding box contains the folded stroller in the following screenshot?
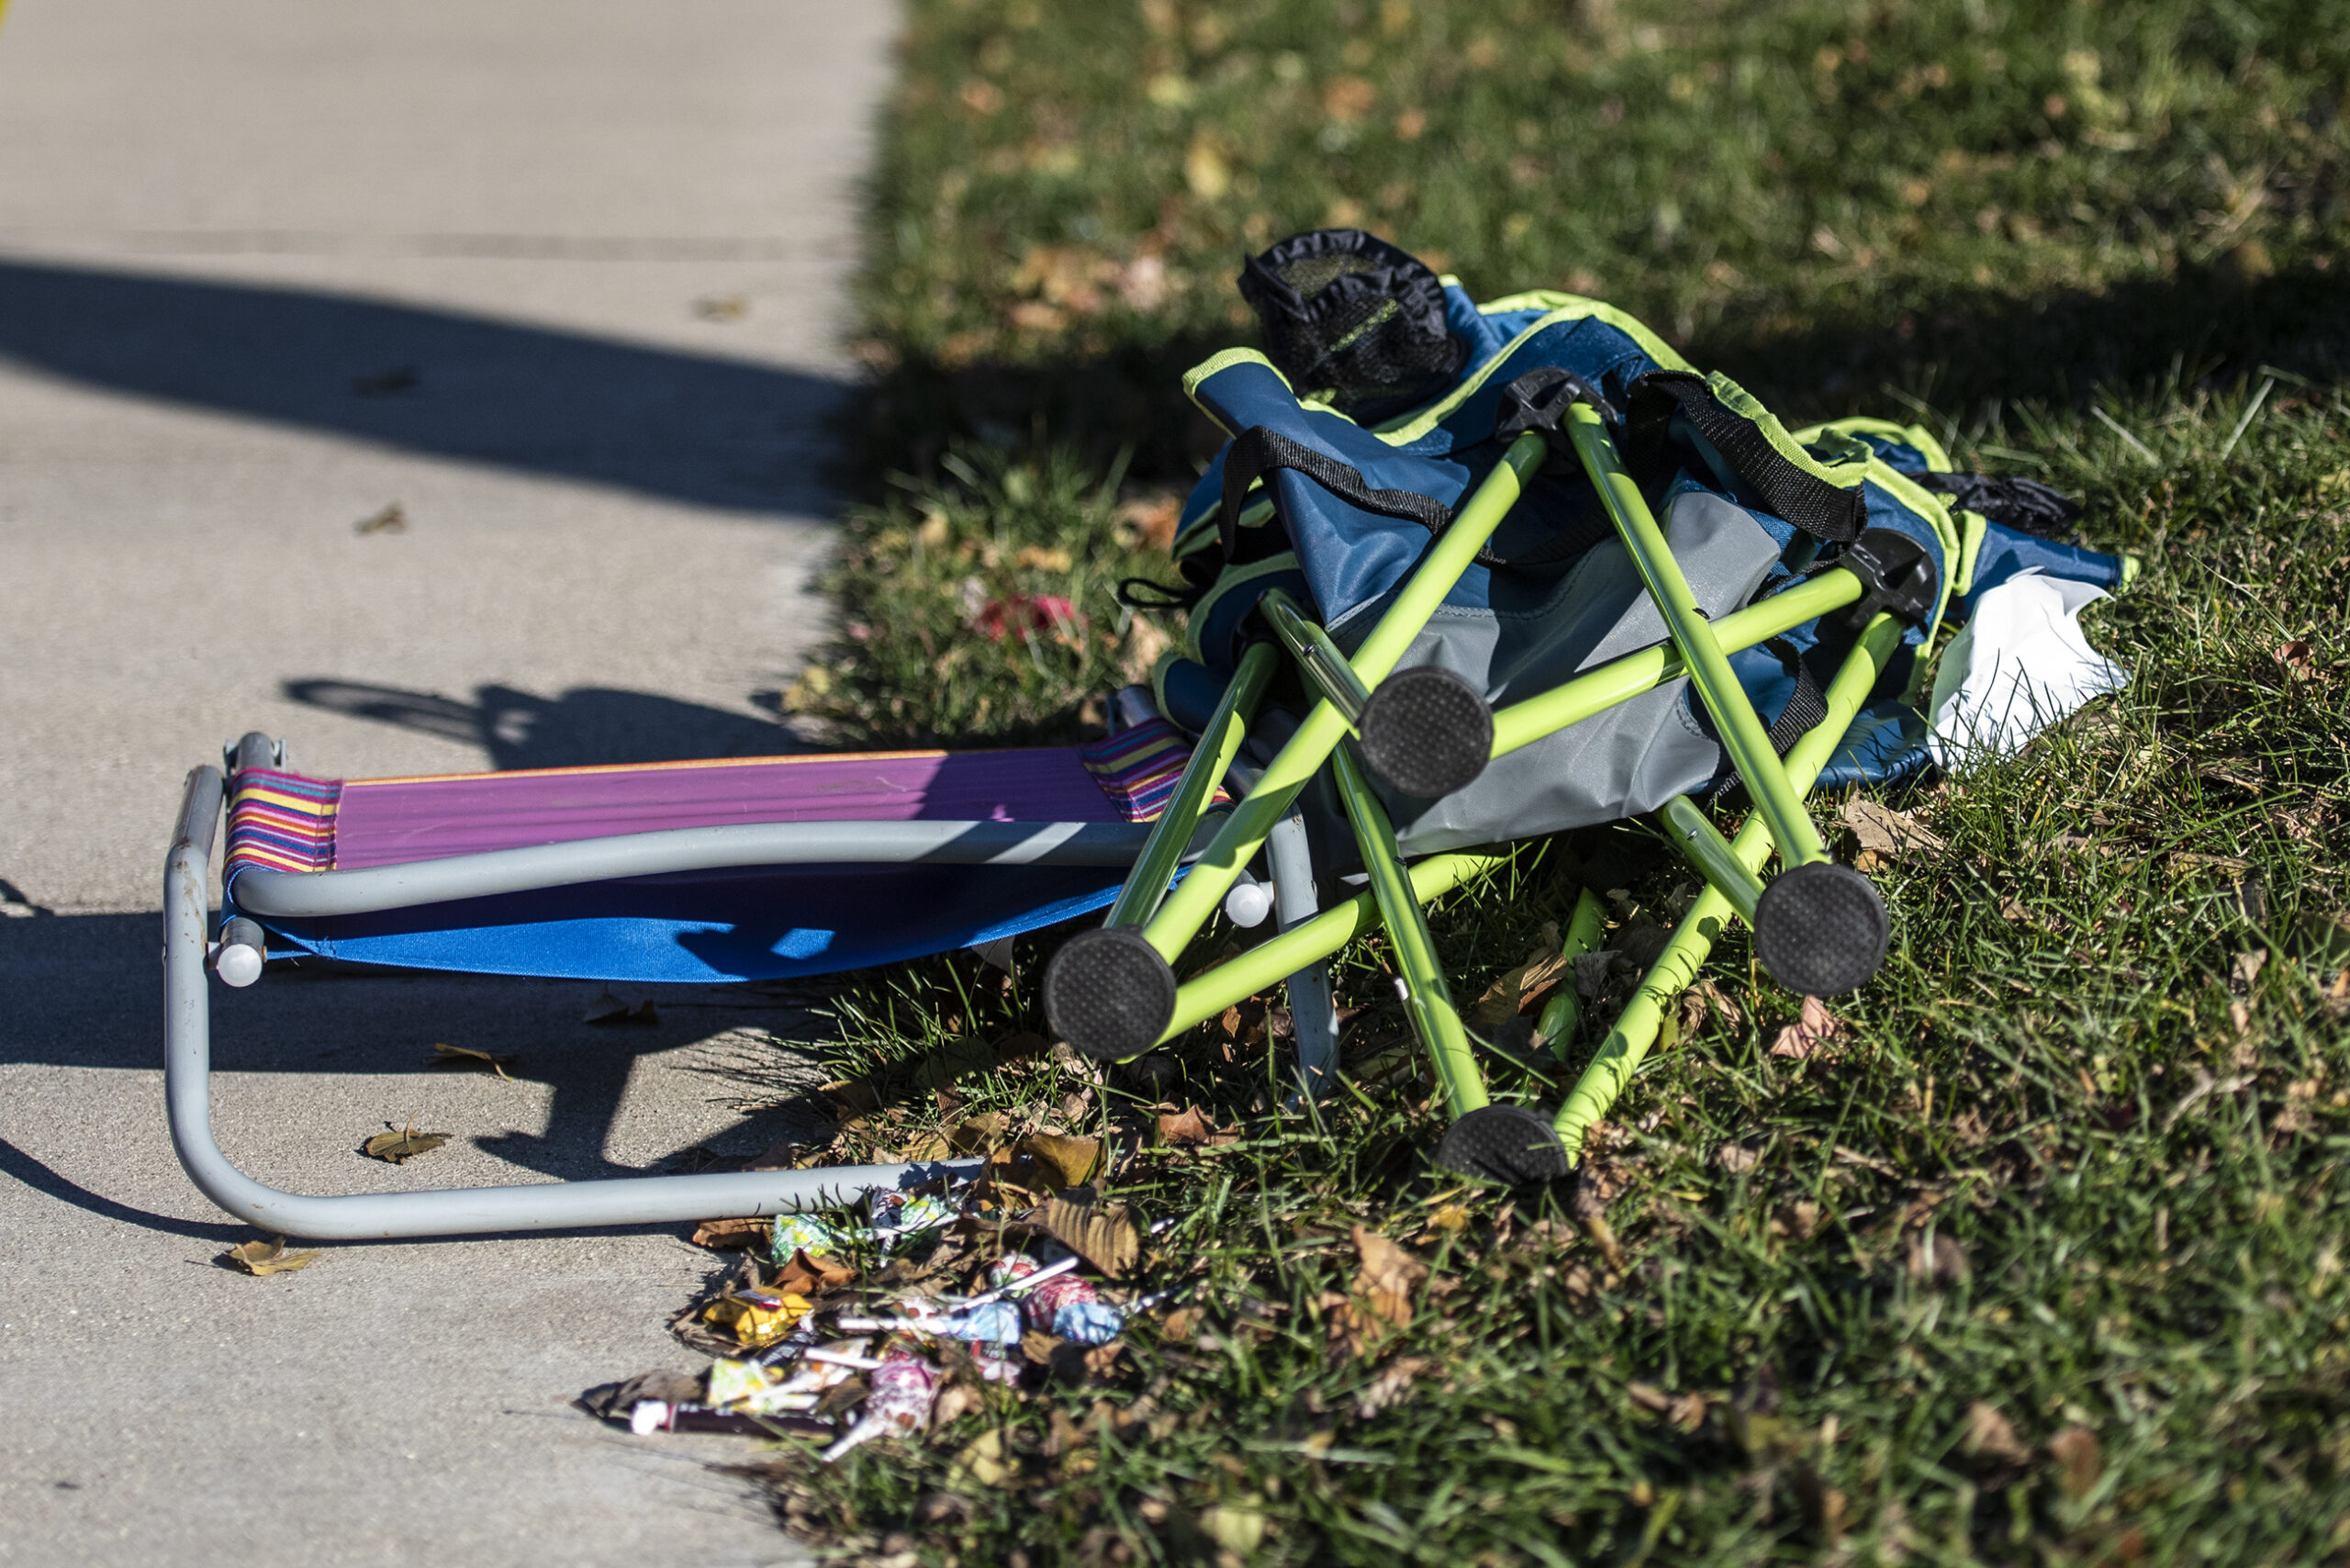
[1039,229,2131,1182]
[163,229,2129,1236]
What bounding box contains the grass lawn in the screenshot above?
[741,2,2350,1561]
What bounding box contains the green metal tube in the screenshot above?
[1104,640,1277,928]
[1564,404,1828,868]
[1158,850,1508,1043]
[1260,588,1370,729]
[1332,744,1488,1118]
[1532,887,1609,1058]
[1487,568,1863,758]
[1552,612,1906,1157]
[1139,431,1549,962]
[1660,795,1763,924]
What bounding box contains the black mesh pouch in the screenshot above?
[1237,230,1468,420]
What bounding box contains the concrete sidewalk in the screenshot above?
[0,3,891,1562]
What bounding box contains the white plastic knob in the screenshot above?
[215,942,264,988]
[1223,879,1275,929]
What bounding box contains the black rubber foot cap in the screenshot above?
[1434,1105,1572,1186]
[1044,927,1177,1061]
[1753,860,1890,997]
[1360,665,1494,799]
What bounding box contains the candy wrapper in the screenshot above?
[819,1351,942,1462]
[1021,1268,1097,1330]
[770,1213,845,1265]
[701,1287,811,1349]
[1053,1301,1125,1346]
[867,1190,957,1252]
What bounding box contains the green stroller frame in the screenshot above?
[1044,381,1931,1183]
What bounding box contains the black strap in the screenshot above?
[1914,472,2082,539]
[1113,576,1202,610]
[1705,637,1830,804]
[1625,371,1865,543]
[1217,426,1453,560]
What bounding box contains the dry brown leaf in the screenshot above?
[428,1042,516,1078]
[2276,639,2316,678]
[949,1428,1012,1487]
[2321,968,2350,1020]
[689,1215,770,1251]
[1157,1104,1215,1147]
[1038,1193,1140,1278]
[1960,1401,2029,1464]
[1013,543,1074,572]
[1114,492,1181,551]
[1906,1232,1970,1286]
[1626,1381,1673,1414]
[363,1121,451,1164]
[1349,1225,1427,1327]
[1716,1143,1760,1174]
[2231,948,2269,992]
[1679,979,1742,1037]
[1840,798,1946,870]
[1353,1355,1430,1419]
[222,1236,320,1276]
[1468,946,1574,1033]
[930,1380,982,1430]
[2048,1425,2102,1501]
[775,1248,856,1296]
[1012,1132,1104,1191]
[1120,618,1172,687]
[1769,995,1849,1061]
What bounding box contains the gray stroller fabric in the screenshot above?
[1319,487,1784,859]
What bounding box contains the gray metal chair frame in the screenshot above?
[162,731,1335,1240]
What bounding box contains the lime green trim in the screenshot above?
[1179,551,1300,665]
[1704,373,1869,497]
[1371,300,1695,445]
[1465,291,1697,376]
[1796,415,1954,475]
[2120,554,2143,588]
[1181,347,1290,434]
[1791,415,1965,617]
[1954,510,1989,599]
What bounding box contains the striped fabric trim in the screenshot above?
[226,768,341,874]
[1078,718,1226,823]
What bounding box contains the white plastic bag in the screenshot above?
[1927,570,2128,767]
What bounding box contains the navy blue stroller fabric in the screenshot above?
[1150,263,2128,841]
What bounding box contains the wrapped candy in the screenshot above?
[701,1288,811,1349]
[1022,1269,1097,1331]
[1052,1301,1125,1346]
[867,1190,957,1251]
[819,1351,942,1462]
[769,1213,845,1265]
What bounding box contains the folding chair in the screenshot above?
[165,722,1237,1238]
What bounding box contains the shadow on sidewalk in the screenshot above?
[280,679,811,770]
[0,909,833,1238]
[0,257,848,516]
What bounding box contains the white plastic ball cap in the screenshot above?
[215,942,265,988]
[1222,879,1275,929]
